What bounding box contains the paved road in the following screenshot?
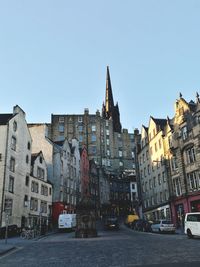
[0,223,200,267]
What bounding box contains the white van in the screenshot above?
[58,214,76,230]
[184,212,200,238]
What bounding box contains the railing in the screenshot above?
[20,228,40,239]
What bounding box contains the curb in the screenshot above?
[0,246,16,257]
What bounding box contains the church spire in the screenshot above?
[102,66,122,133]
[105,66,114,114]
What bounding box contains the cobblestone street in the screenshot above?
[0,223,200,267]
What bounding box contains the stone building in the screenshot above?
[28,124,80,225]
[138,117,171,221]
[169,94,200,227]
[0,106,32,227]
[48,67,136,213]
[25,151,52,229]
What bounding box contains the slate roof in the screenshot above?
[0,114,14,125]
[152,117,167,130]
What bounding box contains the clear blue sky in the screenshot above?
[0,1,200,132]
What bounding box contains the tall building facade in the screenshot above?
[0,106,52,228]
[169,94,200,227]
[28,124,80,224]
[138,117,171,221]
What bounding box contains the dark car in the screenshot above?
[131,219,152,232]
[0,224,21,239]
[104,216,119,230]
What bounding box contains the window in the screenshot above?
[91,146,96,154]
[144,167,146,177]
[186,147,196,164]
[106,129,109,136]
[41,201,47,213]
[171,156,178,170]
[173,177,182,196]
[160,192,163,202]
[119,150,122,157]
[24,195,28,207]
[148,165,150,175]
[11,136,16,151]
[149,179,152,189]
[26,155,29,164]
[91,134,96,142]
[132,184,135,190]
[39,156,43,164]
[10,157,15,172]
[58,124,64,132]
[91,125,96,132]
[146,150,149,160]
[162,172,166,182]
[25,176,29,186]
[30,198,38,211]
[27,142,31,150]
[131,151,134,158]
[4,199,13,215]
[78,125,83,132]
[13,121,17,132]
[181,126,188,140]
[158,174,161,185]
[106,139,110,145]
[79,135,83,142]
[31,181,39,193]
[78,116,82,123]
[187,171,199,190]
[37,167,44,179]
[8,176,14,193]
[119,161,123,166]
[49,187,52,195]
[145,181,148,191]
[153,177,156,187]
[59,116,64,123]
[107,150,110,156]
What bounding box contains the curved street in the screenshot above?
[0,222,200,267]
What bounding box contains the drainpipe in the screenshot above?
[0,124,9,227]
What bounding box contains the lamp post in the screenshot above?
[5,213,9,244]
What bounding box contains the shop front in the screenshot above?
[144,204,171,222]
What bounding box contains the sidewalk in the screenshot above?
[0,243,16,256]
[0,230,56,257]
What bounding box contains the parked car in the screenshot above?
[151,220,176,234]
[0,224,21,239]
[104,216,119,230]
[184,212,200,238]
[132,219,152,232]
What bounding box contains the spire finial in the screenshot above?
[196,92,199,98]
[179,92,182,98]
